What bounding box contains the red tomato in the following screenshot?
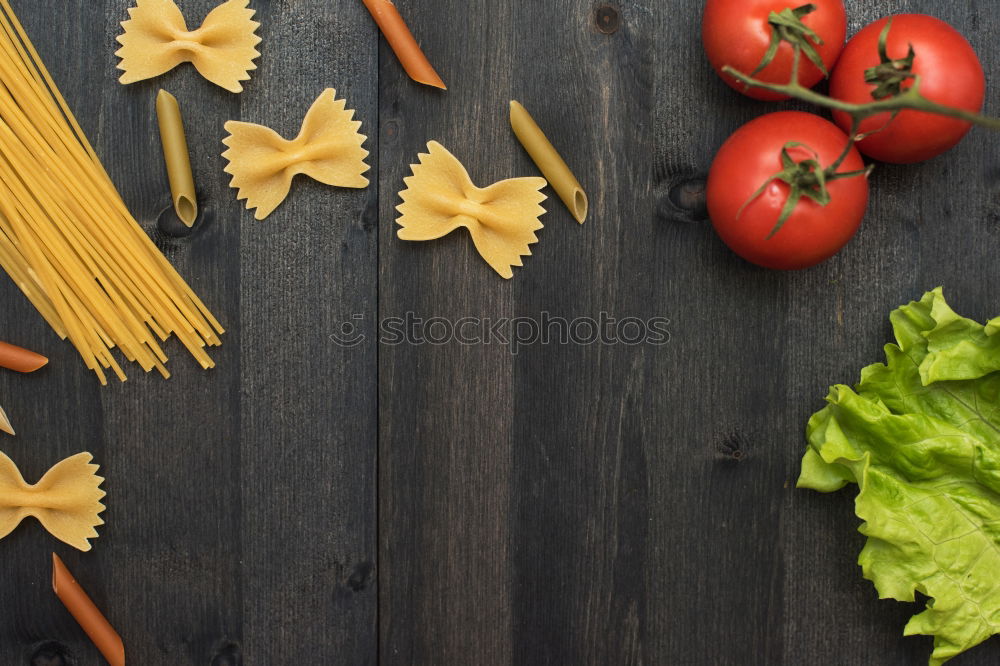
[830,14,984,164]
[703,0,847,101]
[707,112,869,270]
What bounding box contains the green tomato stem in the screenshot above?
[829,118,861,173]
[722,65,1000,130]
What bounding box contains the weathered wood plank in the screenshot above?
[0,8,109,661]
[376,0,520,663]
[506,2,659,665]
[0,1,245,662]
[235,1,378,663]
[0,1,378,664]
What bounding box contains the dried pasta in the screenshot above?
[156,89,198,226]
[223,88,370,220]
[0,0,224,383]
[0,451,105,551]
[116,0,261,93]
[0,339,47,372]
[0,405,11,435]
[396,141,547,279]
[360,0,445,89]
[510,101,588,224]
[53,554,126,666]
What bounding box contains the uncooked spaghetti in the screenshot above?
[0,0,222,384]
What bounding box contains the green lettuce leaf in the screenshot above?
[798,288,1000,665]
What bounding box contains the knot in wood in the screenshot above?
[211,643,243,666]
[668,178,708,221]
[594,4,621,34]
[30,642,74,666]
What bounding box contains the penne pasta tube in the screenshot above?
[360,0,446,89]
[156,89,198,227]
[52,554,125,666]
[0,404,13,435]
[509,100,589,224]
[0,339,48,372]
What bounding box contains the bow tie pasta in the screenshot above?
[396,141,548,279]
[222,89,370,220]
[0,452,106,551]
[116,0,261,93]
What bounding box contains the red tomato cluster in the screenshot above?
[702,5,986,269]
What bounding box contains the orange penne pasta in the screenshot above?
[360,0,445,89]
[0,339,48,372]
[52,554,124,666]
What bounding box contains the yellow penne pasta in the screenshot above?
[156,89,198,227]
[509,100,588,224]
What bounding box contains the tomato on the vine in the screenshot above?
[830,14,985,164]
[707,112,869,270]
[703,0,847,101]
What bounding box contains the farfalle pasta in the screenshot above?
[222,88,370,220]
[0,452,105,551]
[397,141,547,279]
[116,0,261,93]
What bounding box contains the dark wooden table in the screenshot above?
[0,1,998,664]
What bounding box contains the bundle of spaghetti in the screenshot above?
[0,0,222,384]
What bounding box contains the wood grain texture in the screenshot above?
[0,0,998,665]
[381,0,1000,665]
[234,1,378,664]
[0,1,377,664]
[377,0,517,663]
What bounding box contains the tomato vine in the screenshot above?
[725,19,1000,132]
[732,16,1000,236]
